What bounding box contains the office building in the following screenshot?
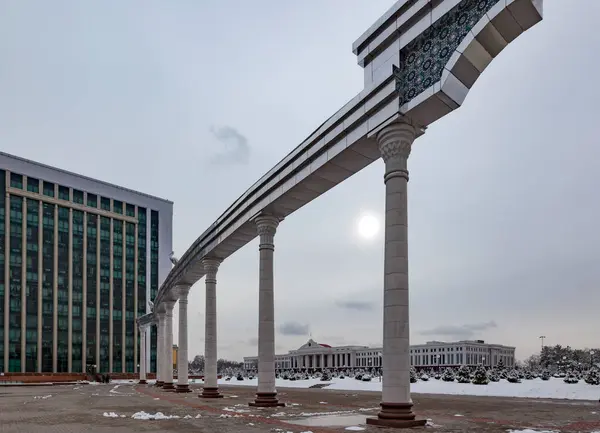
[0,152,172,374]
[243,338,516,371]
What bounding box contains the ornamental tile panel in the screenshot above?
[395,0,501,107]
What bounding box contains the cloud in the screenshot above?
[278,321,310,336]
[419,321,498,340]
[247,337,258,346]
[335,299,376,311]
[209,125,250,165]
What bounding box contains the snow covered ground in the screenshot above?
[210,377,600,401]
[108,376,599,401]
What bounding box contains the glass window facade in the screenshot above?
[86,213,97,370]
[112,220,123,373]
[41,203,54,372]
[56,206,69,372]
[0,170,5,373]
[2,169,165,375]
[72,210,84,372]
[99,216,110,373]
[125,222,135,372]
[150,210,159,373]
[26,199,39,372]
[9,195,23,372]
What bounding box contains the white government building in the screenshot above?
[243,339,516,371]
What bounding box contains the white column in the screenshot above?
[162,301,176,390]
[155,315,164,386]
[250,215,283,407]
[200,258,222,398]
[176,286,191,392]
[367,121,425,428]
[138,326,147,384]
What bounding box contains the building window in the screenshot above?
[43,181,55,197]
[100,197,111,211]
[87,193,97,208]
[126,204,135,217]
[73,189,84,204]
[9,172,23,189]
[113,200,123,214]
[27,177,40,193]
[58,185,70,201]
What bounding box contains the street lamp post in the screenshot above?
[590,350,595,369]
[435,355,441,372]
[482,356,486,368]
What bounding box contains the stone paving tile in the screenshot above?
[1,383,599,432]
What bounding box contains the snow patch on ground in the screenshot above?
[345,427,365,431]
[33,395,52,400]
[103,412,119,418]
[131,411,180,420]
[506,430,558,433]
[426,418,443,428]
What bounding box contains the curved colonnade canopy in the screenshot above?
[145,0,542,316]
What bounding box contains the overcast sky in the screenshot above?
[1,0,599,363]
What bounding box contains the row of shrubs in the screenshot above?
[410,365,600,385]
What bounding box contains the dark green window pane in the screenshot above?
[126,203,135,217]
[113,200,122,214]
[73,189,84,204]
[58,185,70,201]
[87,193,97,208]
[43,181,54,197]
[100,197,111,211]
[10,172,23,189]
[27,177,39,193]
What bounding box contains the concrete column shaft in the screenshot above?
[203,259,220,389]
[164,302,175,385]
[139,329,147,381]
[378,121,416,405]
[255,215,279,394]
[156,317,164,383]
[177,289,190,386]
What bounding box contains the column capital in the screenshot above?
[376,121,417,163]
[173,285,191,300]
[202,257,222,278]
[254,214,280,237]
[163,300,176,315]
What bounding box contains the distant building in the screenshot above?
[172,345,178,370]
[243,338,515,371]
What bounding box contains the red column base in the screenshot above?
[249,392,285,407]
[162,382,176,391]
[200,387,223,398]
[366,402,427,428]
[138,379,147,384]
[155,381,164,387]
[176,384,191,393]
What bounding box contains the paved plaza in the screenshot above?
[0,383,599,432]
